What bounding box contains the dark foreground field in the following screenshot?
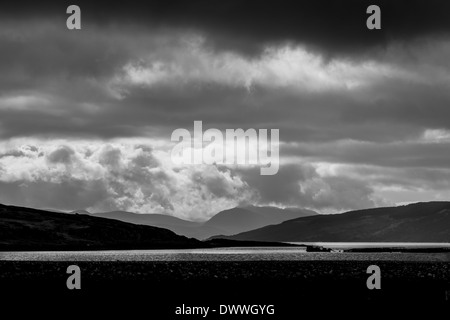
[1,260,449,317]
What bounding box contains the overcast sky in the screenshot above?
[1,0,450,220]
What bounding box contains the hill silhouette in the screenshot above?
[219,202,450,242]
[0,204,203,250]
[0,204,302,251]
[204,206,316,237]
[85,206,316,239]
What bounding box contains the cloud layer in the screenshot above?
[0,1,450,218]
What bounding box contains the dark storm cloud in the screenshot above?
[3,0,450,57]
[1,2,449,142]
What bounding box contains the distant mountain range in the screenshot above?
[0,204,303,250]
[218,202,450,242]
[74,205,317,239]
[2,201,449,251]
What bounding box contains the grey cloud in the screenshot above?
[235,163,378,212]
[282,141,450,169]
[0,142,253,218]
[350,166,450,191]
[235,164,314,205]
[1,18,450,147]
[192,170,238,199]
[302,176,378,211]
[0,150,27,158]
[0,179,109,211]
[99,146,123,169]
[0,145,42,159]
[47,145,76,164]
[4,0,450,58]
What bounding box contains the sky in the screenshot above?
[1,0,450,220]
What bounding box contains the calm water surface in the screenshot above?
[1,245,449,262]
[291,242,450,249]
